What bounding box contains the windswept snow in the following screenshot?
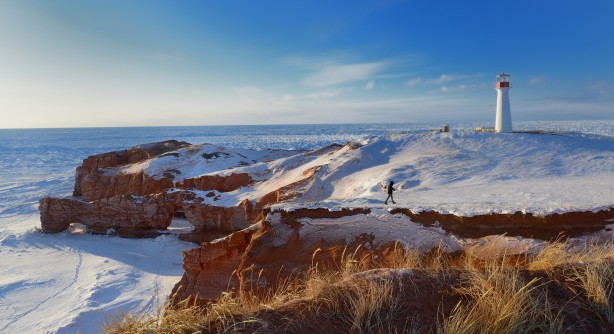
[259,132,614,215]
[107,131,614,216]
[119,143,300,180]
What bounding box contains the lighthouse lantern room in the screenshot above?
[494,73,513,133]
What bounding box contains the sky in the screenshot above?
[1,0,613,128]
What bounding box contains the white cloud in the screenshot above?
[375,72,415,80]
[364,80,375,90]
[589,81,611,95]
[302,61,388,87]
[427,74,457,84]
[305,90,344,99]
[236,86,262,94]
[528,75,547,85]
[440,83,487,92]
[407,73,481,87]
[407,77,423,86]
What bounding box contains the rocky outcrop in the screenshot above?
[172,224,259,303]
[171,210,410,304]
[39,140,331,239]
[170,205,614,304]
[39,193,175,237]
[74,140,190,199]
[80,171,174,202]
[39,190,258,239]
[391,208,614,239]
[176,173,254,193]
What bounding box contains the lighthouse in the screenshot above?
[494,73,513,133]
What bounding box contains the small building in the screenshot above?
[475,127,495,133]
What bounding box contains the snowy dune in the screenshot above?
[161,131,614,216]
[299,131,614,215]
[127,131,614,216]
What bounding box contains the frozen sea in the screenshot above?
[0,121,613,333]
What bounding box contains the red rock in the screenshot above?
[171,209,402,304]
[181,198,255,232]
[176,173,254,193]
[81,171,174,202]
[171,225,258,303]
[390,208,614,239]
[39,193,176,236]
[74,140,190,199]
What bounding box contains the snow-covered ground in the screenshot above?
[167,131,613,216]
[294,131,614,215]
[1,122,613,334]
[0,214,194,333]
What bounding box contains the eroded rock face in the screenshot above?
[171,224,259,303]
[182,198,255,232]
[80,172,174,202]
[40,139,334,239]
[74,140,190,199]
[390,208,614,239]
[171,210,407,304]
[39,193,175,236]
[176,173,254,193]
[39,190,258,239]
[238,211,404,297]
[170,205,614,304]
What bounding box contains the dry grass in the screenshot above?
[438,266,545,334]
[528,238,614,272]
[571,261,614,323]
[104,239,614,334]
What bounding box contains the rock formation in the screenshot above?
[74,140,190,200]
[38,136,614,307]
[39,140,336,240]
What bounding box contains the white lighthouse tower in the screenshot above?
[494,73,513,133]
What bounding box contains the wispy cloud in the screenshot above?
[375,72,415,80]
[302,61,388,87]
[236,86,262,94]
[528,75,547,85]
[440,83,487,92]
[364,80,375,90]
[589,81,611,95]
[427,74,458,84]
[304,90,344,99]
[406,77,423,86]
[407,73,481,87]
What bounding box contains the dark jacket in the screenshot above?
[387,181,395,195]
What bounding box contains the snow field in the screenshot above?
[0,215,193,334]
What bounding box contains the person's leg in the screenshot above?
[385,194,391,204]
[391,194,396,204]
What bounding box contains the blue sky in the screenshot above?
[1,0,613,128]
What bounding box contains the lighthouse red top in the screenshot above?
[496,73,511,88]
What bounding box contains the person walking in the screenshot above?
[385,180,396,204]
